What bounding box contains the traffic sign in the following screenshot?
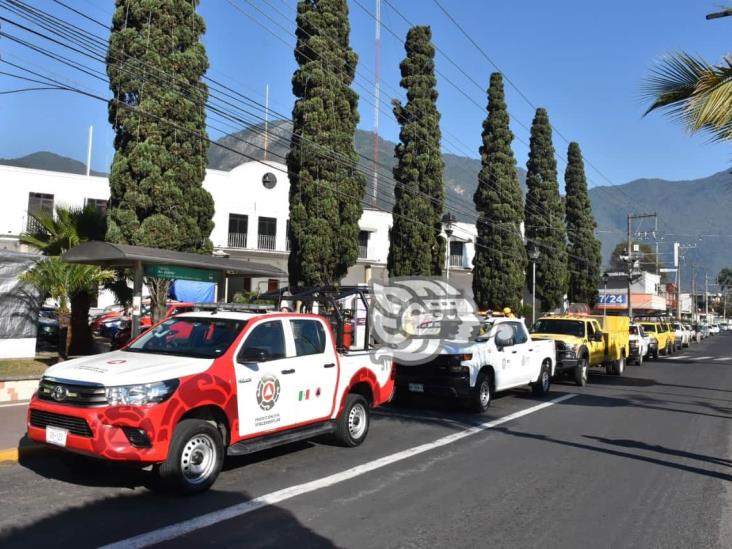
[144,264,217,282]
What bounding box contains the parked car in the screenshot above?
[629,323,650,365]
[530,314,630,384]
[395,316,556,412]
[37,308,59,343]
[28,309,394,494]
[710,324,721,335]
[110,303,195,350]
[671,322,689,349]
[638,321,675,356]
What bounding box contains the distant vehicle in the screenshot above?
[531,314,629,385]
[37,308,59,343]
[710,324,721,335]
[671,322,689,349]
[638,321,675,356]
[629,323,651,365]
[110,303,195,351]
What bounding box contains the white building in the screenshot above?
[0,161,477,303]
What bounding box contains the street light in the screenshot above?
[602,272,610,319]
[442,212,456,281]
[529,247,540,324]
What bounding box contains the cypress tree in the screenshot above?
[106,0,214,254]
[524,108,568,311]
[388,25,445,277]
[106,0,214,320]
[472,73,526,311]
[565,142,602,305]
[287,0,365,286]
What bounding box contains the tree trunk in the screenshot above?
[56,310,70,360]
[68,291,94,356]
[147,278,171,324]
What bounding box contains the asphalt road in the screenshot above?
[1,334,731,548]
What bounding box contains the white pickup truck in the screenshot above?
[395,317,557,412]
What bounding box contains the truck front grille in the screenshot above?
[30,409,93,437]
[37,378,107,407]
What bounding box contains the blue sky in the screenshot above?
[0,0,730,185]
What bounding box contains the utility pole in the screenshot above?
[627,213,657,319]
[691,267,697,322]
[705,270,709,320]
[674,243,696,320]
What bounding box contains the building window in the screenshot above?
[358,230,369,259]
[449,241,464,267]
[27,192,54,232]
[228,214,248,248]
[85,198,108,216]
[258,216,277,250]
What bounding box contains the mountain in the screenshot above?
[207,119,526,218]
[0,151,106,176]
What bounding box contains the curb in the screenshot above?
[0,443,54,463]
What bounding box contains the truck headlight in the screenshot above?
[105,379,179,406]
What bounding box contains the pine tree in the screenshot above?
[106,0,214,321]
[472,73,526,311]
[565,142,602,305]
[106,0,214,254]
[287,0,365,286]
[388,26,445,277]
[524,108,568,311]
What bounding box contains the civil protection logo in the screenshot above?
[256,374,281,411]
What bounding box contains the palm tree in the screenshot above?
[644,52,732,141]
[20,205,110,356]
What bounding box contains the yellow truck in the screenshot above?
[637,321,675,356]
[530,315,630,386]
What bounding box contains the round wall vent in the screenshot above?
[262,172,277,189]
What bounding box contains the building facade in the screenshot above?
[0,162,477,302]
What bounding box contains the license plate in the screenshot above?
[46,426,68,447]
[408,383,424,393]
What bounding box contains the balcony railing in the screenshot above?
[449,254,464,268]
[358,244,368,259]
[227,232,248,249]
[258,234,276,250]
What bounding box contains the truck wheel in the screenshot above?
[574,357,588,387]
[636,353,643,367]
[334,393,370,447]
[605,362,616,375]
[666,342,672,355]
[531,362,551,396]
[469,371,492,413]
[155,419,224,494]
[614,356,625,376]
[652,348,659,360]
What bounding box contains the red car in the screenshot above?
[111,302,195,350]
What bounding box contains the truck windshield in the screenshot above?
[126,317,248,358]
[531,319,585,337]
[641,324,656,332]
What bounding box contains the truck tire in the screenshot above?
[469,371,492,413]
[652,347,659,360]
[605,362,616,375]
[334,393,370,447]
[614,355,625,376]
[155,419,224,495]
[636,352,643,366]
[574,357,588,387]
[531,361,552,396]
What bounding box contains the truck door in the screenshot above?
[506,321,533,385]
[586,321,604,365]
[234,319,298,437]
[285,318,339,423]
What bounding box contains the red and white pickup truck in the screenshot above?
[27,310,394,493]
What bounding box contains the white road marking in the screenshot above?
[714,357,732,361]
[0,401,29,408]
[100,393,576,549]
[667,355,688,360]
[695,356,714,361]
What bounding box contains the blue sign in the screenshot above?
[598,294,626,305]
